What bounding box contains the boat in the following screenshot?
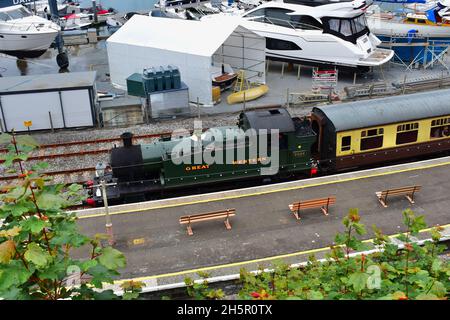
[203,0,394,70]
[227,84,269,104]
[366,0,450,38]
[213,73,238,90]
[60,9,115,30]
[24,0,69,17]
[0,5,60,58]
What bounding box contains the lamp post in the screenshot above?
[95,162,115,246]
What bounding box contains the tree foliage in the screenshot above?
[186,209,449,300]
[0,133,144,300]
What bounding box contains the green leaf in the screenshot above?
[431,259,442,273]
[20,216,50,234]
[0,261,33,291]
[93,289,119,300]
[0,133,12,145]
[122,291,139,300]
[415,293,440,300]
[36,193,65,211]
[0,240,15,264]
[428,281,446,297]
[306,290,324,300]
[86,264,119,288]
[98,247,126,270]
[15,135,39,147]
[24,243,51,268]
[81,259,98,272]
[348,272,369,293]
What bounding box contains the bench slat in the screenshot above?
[179,209,236,235]
[180,212,236,224]
[375,185,421,208]
[288,197,335,220]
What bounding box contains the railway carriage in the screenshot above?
[310,89,450,171]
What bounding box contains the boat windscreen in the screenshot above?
[2,7,32,20]
[322,14,369,44]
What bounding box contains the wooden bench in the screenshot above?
[288,196,336,220]
[179,208,236,236]
[375,186,421,208]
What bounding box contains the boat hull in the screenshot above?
[0,31,57,58]
[227,85,269,104]
[367,16,450,38]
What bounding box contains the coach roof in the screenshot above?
[313,89,450,132]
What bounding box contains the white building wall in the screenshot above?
[107,41,213,105]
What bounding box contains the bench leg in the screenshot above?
[378,196,388,208]
[294,210,300,220]
[186,224,193,236]
[321,206,329,216]
[405,194,415,204]
[224,218,232,230]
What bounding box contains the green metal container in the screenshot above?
[126,73,145,97]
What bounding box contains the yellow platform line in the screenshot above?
[114,223,450,284]
[79,159,450,220]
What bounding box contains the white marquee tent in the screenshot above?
[107,15,266,106]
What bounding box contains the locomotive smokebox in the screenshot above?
[121,132,133,147]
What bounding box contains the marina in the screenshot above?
[0,0,449,303]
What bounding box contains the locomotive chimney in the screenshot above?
[121,132,133,147]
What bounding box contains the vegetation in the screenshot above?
[0,133,143,300]
[185,209,449,300]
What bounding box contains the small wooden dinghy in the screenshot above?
[212,73,238,91]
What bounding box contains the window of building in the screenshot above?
[341,136,351,152]
[266,37,302,50]
[396,122,419,145]
[430,117,450,138]
[360,128,384,151]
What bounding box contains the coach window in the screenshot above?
[396,122,419,145]
[430,117,450,138]
[360,128,384,151]
[341,136,351,152]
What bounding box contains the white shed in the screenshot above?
[0,72,96,132]
[107,15,266,106]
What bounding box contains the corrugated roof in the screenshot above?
[0,71,96,93]
[314,89,450,132]
[244,108,295,133]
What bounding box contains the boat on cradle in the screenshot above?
[367,0,450,38]
[203,0,394,70]
[0,5,60,58]
[211,63,238,91]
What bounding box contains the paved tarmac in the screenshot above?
[76,156,450,285]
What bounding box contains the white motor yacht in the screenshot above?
[0,5,60,58]
[205,0,394,70]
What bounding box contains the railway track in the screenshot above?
[0,132,174,183]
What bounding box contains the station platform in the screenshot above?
[75,156,450,292]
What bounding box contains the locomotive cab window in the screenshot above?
[396,122,419,145]
[341,136,351,152]
[360,128,383,151]
[430,117,450,138]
